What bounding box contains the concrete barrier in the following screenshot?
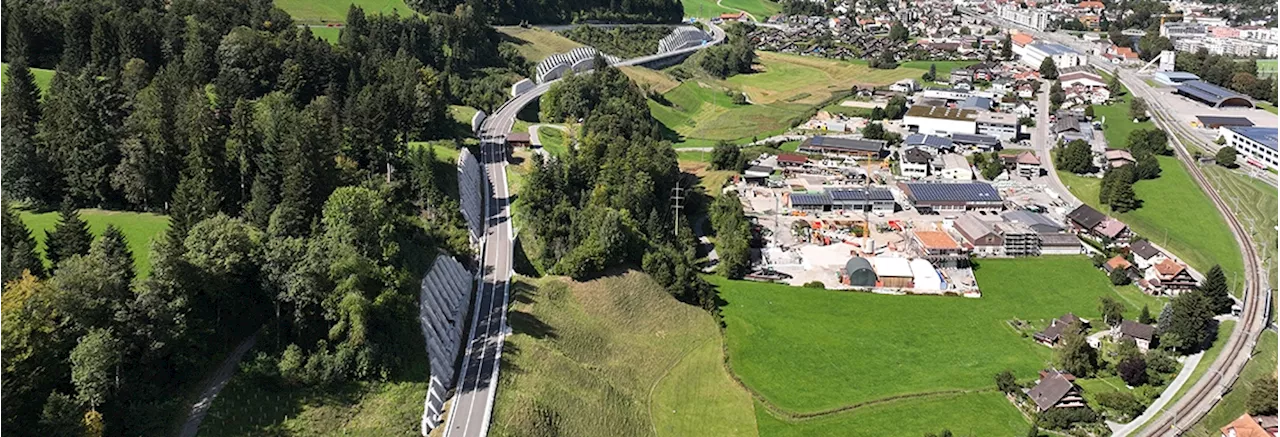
[510,78,534,97]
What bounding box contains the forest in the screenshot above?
[406,0,683,25]
[0,0,503,435]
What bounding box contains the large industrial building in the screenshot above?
[787,187,897,212]
[1018,42,1089,69]
[898,182,1003,213]
[903,106,979,136]
[797,136,887,159]
[1175,81,1254,108]
[1219,126,1278,170]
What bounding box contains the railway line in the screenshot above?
[1122,73,1270,437]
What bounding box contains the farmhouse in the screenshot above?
[899,182,1003,213]
[1145,258,1198,294]
[1013,151,1041,178]
[1111,320,1156,352]
[1034,313,1085,347]
[798,136,887,159]
[1218,126,1277,170]
[1105,149,1137,168]
[1027,370,1086,412]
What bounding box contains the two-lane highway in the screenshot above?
[443,23,724,437]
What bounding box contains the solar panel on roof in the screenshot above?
[904,182,1001,203]
[790,193,832,206]
[950,133,999,145]
[826,188,894,201]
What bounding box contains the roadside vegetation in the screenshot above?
[558,25,674,59]
[490,273,755,437]
[1186,330,1278,436]
[496,26,584,63]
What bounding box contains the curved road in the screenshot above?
[443,23,725,437]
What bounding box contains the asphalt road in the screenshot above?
[442,24,725,437]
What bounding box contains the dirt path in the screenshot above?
[177,333,258,437]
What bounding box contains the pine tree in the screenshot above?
[92,225,135,288]
[1199,265,1233,314]
[39,71,126,205]
[1002,34,1013,59]
[1,202,46,282]
[1039,57,1058,79]
[168,161,223,238]
[45,201,94,270]
[2,57,54,204]
[1139,305,1154,324]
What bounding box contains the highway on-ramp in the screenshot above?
[443,23,724,437]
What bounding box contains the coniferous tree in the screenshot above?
[1,202,46,282]
[1139,304,1155,324]
[2,57,55,205]
[1002,33,1012,59]
[92,225,135,288]
[39,71,126,206]
[1199,265,1233,314]
[45,202,94,270]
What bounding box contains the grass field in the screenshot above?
[308,26,343,43]
[1185,329,1277,436]
[490,272,756,437]
[898,60,980,82]
[1257,102,1278,115]
[1094,72,1154,148]
[274,0,416,23]
[1056,157,1244,295]
[19,209,170,277]
[496,26,585,63]
[1,62,56,94]
[536,126,568,156]
[681,0,739,18]
[1201,166,1277,288]
[715,256,1162,414]
[717,0,781,20]
[754,392,1029,436]
[649,52,924,147]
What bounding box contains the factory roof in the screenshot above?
[900,182,1002,203]
[1028,42,1079,56]
[949,133,1000,146]
[1226,127,1278,151]
[801,136,887,153]
[826,187,895,201]
[905,134,954,148]
[905,105,979,121]
[1176,80,1254,108]
[790,192,832,206]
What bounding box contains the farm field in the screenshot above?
[717,0,781,20]
[1,62,56,94]
[489,272,755,437]
[273,0,416,23]
[714,256,1161,414]
[1184,329,1277,436]
[496,26,585,63]
[19,209,170,277]
[649,52,925,147]
[1056,157,1243,295]
[753,391,1029,436]
[681,0,738,18]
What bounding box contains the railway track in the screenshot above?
[1123,74,1269,437]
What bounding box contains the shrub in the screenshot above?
[1117,356,1148,386]
[803,281,826,289]
[1096,391,1144,419]
[1037,407,1099,430]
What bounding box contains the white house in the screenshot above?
[939,154,974,180]
[976,111,1021,140]
[891,78,922,94]
[899,147,933,179]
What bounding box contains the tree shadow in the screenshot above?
[512,236,542,277]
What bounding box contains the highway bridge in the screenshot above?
[442,22,726,437]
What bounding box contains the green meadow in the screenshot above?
[19,209,170,277]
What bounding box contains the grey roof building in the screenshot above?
[899,182,1003,212]
[843,257,878,287]
[797,136,887,158]
[1002,210,1063,234]
[1176,80,1254,108]
[1027,370,1086,412]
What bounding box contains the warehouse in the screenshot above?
[825,187,896,212]
[788,192,832,212]
[1218,126,1278,170]
[1175,80,1254,108]
[903,105,980,136]
[871,257,915,288]
[797,136,887,159]
[1153,71,1200,86]
[1020,42,1088,69]
[898,182,1004,213]
[950,133,1001,151]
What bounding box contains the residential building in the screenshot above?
[976,111,1021,140]
[899,182,1004,213]
[890,78,922,93]
[998,221,1040,257]
[1219,126,1278,170]
[1067,204,1130,244]
[1220,414,1274,437]
[1034,314,1086,347]
[910,230,966,257]
[1111,320,1156,352]
[1129,240,1165,269]
[999,7,1052,31]
[798,136,887,159]
[1105,149,1136,167]
[1027,370,1086,412]
[903,105,980,136]
[1146,258,1198,294]
[1014,151,1041,178]
[1104,255,1139,281]
[900,147,933,179]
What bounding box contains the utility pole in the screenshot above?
[671,185,685,237]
